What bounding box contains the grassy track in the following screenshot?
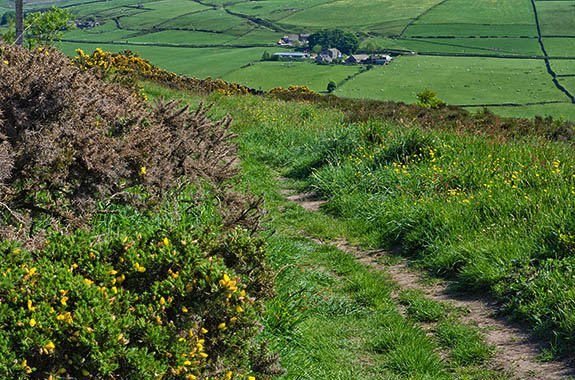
[142,83,575,376]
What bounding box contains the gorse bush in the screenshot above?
[0,200,271,379]
[0,44,260,245]
[0,44,274,378]
[73,48,261,96]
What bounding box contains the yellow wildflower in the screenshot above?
[44,341,55,353]
[29,318,36,327]
[226,371,232,380]
[140,167,146,175]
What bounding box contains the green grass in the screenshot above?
[362,37,543,57]
[398,290,449,322]
[406,0,537,37]
[148,87,575,354]
[559,77,575,96]
[227,0,334,22]
[124,30,233,45]
[160,8,245,32]
[223,29,282,46]
[537,1,575,36]
[549,59,575,75]
[223,61,362,92]
[59,42,275,78]
[468,103,575,121]
[278,0,443,35]
[117,0,209,29]
[64,22,134,42]
[543,38,575,58]
[334,55,568,105]
[435,321,495,366]
[41,0,575,120]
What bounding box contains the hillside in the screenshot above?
[3,42,575,379]
[2,0,574,120]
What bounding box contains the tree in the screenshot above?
[261,50,270,61]
[0,11,15,25]
[327,80,337,93]
[416,89,445,109]
[307,29,359,55]
[15,0,23,45]
[23,6,74,48]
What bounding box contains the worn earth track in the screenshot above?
[282,186,575,380]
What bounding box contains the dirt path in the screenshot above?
[281,186,575,380]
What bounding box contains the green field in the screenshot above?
[550,60,575,75]
[537,0,575,36]
[223,61,361,92]
[405,0,537,37]
[334,55,568,105]
[362,37,543,56]
[60,41,279,78]
[278,0,443,35]
[124,30,233,45]
[543,38,575,58]
[5,0,574,120]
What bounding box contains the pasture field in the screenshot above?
[560,77,575,97]
[471,103,575,121]
[115,0,208,29]
[550,60,575,75]
[64,21,134,42]
[334,55,567,105]
[159,9,246,32]
[361,37,543,57]
[404,0,537,37]
[223,29,282,46]
[537,0,575,36]
[278,0,443,35]
[60,42,279,78]
[6,0,575,120]
[123,30,233,45]
[227,0,335,22]
[543,39,575,58]
[222,61,361,92]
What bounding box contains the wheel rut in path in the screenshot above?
[281,186,575,380]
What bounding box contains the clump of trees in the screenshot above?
[1,6,73,47]
[307,29,359,55]
[0,11,15,25]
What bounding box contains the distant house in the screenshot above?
[278,33,311,46]
[273,52,310,59]
[315,48,342,63]
[345,54,369,64]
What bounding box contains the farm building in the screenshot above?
[345,54,370,64]
[278,34,310,46]
[368,55,392,64]
[316,48,342,63]
[273,52,310,59]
